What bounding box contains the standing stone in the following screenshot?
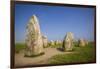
[78,39,88,47]
[25,15,44,56]
[63,32,74,51]
[84,40,88,45]
[42,35,48,48]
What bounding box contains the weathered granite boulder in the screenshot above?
[78,39,88,47]
[63,32,74,51]
[42,35,48,48]
[25,15,44,56]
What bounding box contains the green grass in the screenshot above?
[15,43,26,53]
[48,43,96,64]
[15,42,96,64]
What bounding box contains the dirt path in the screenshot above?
[15,47,74,67]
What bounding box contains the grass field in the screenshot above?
[48,43,96,64]
[15,42,96,64]
[15,43,26,53]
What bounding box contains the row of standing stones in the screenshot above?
[25,15,88,57]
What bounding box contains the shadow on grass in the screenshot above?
[56,48,64,52]
[57,47,75,52]
[24,52,45,58]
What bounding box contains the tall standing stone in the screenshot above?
[42,35,48,48]
[25,15,44,56]
[63,32,74,51]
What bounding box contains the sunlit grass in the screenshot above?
[15,42,96,64]
[15,43,26,53]
[48,43,95,64]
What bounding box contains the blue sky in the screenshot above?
[15,3,95,43]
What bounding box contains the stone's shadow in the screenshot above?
[24,52,45,58]
[57,47,64,52]
[57,47,75,52]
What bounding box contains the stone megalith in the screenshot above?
[63,32,74,51]
[78,39,88,47]
[84,40,88,45]
[25,15,44,56]
[42,35,48,48]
